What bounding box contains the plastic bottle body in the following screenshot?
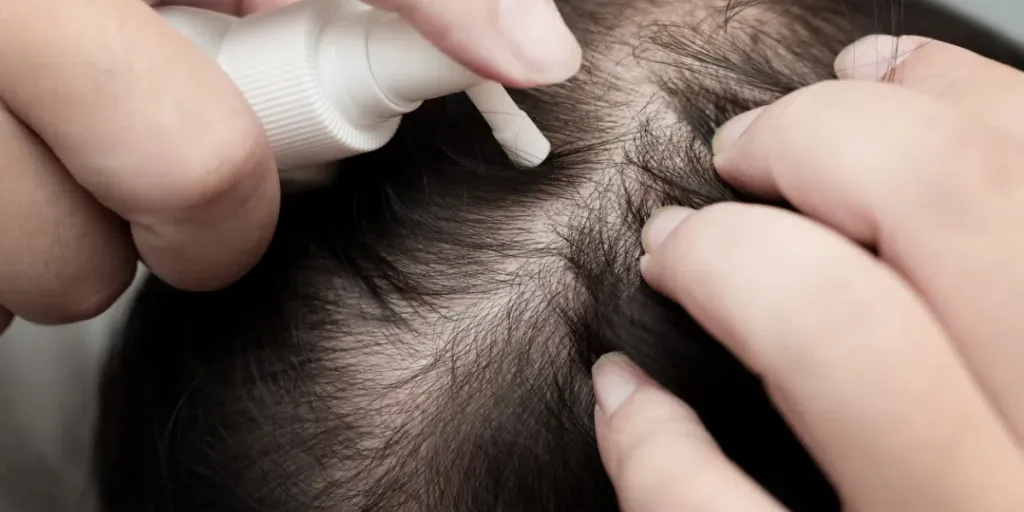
[159,2,405,170]
[156,0,551,172]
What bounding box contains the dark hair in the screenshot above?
[94,1,1024,511]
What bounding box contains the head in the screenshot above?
[94,1,1024,511]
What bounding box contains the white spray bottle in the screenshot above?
[156,0,551,187]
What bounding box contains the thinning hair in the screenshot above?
[94,1,1024,511]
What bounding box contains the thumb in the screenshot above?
[365,0,581,87]
[153,0,581,86]
[592,353,787,512]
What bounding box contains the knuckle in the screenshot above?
[902,111,1015,215]
[34,236,138,324]
[902,111,964,174]
[608,387,704,473]
[616,459,678,510]
[41,262,136,324]
[158,118,270,213]
[757,249,894,373]
[754,80,849,161]
[764,78,1011,224]
[2,216,138,324]
[609,390,715,508]
[612,420,672,485]
[59,281,128,323]
[947,135,1024,217]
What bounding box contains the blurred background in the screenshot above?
[935,0,1024,44]
[0,1,1020,511]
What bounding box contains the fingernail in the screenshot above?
[500,0,583,84]
[592,353,638,416]
[642,206,694,253]
[712,107,764,155]
[834,34,929,80]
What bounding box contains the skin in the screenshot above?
[0,0,580,335]
[592,35,1024,511]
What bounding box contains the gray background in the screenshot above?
[936,0,1024,44]
[0,2,1020,512]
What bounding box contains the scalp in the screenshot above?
[93,1,1024,511]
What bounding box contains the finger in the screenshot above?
[367,0,582,87]
[592,353,787,512]
[711,80,1024,440]
[0,0,279,291]
[160,0,581,85]
[835,35,1024,141]
[150,0,298,15]
[0,105,137,324]
[640,203,1024,512]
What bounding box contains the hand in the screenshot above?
[0,0,316,335]
[165,0,582,86]
[592,35,1024,510]
[358,0,581,87]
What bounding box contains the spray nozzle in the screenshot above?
[157,0,551,176]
